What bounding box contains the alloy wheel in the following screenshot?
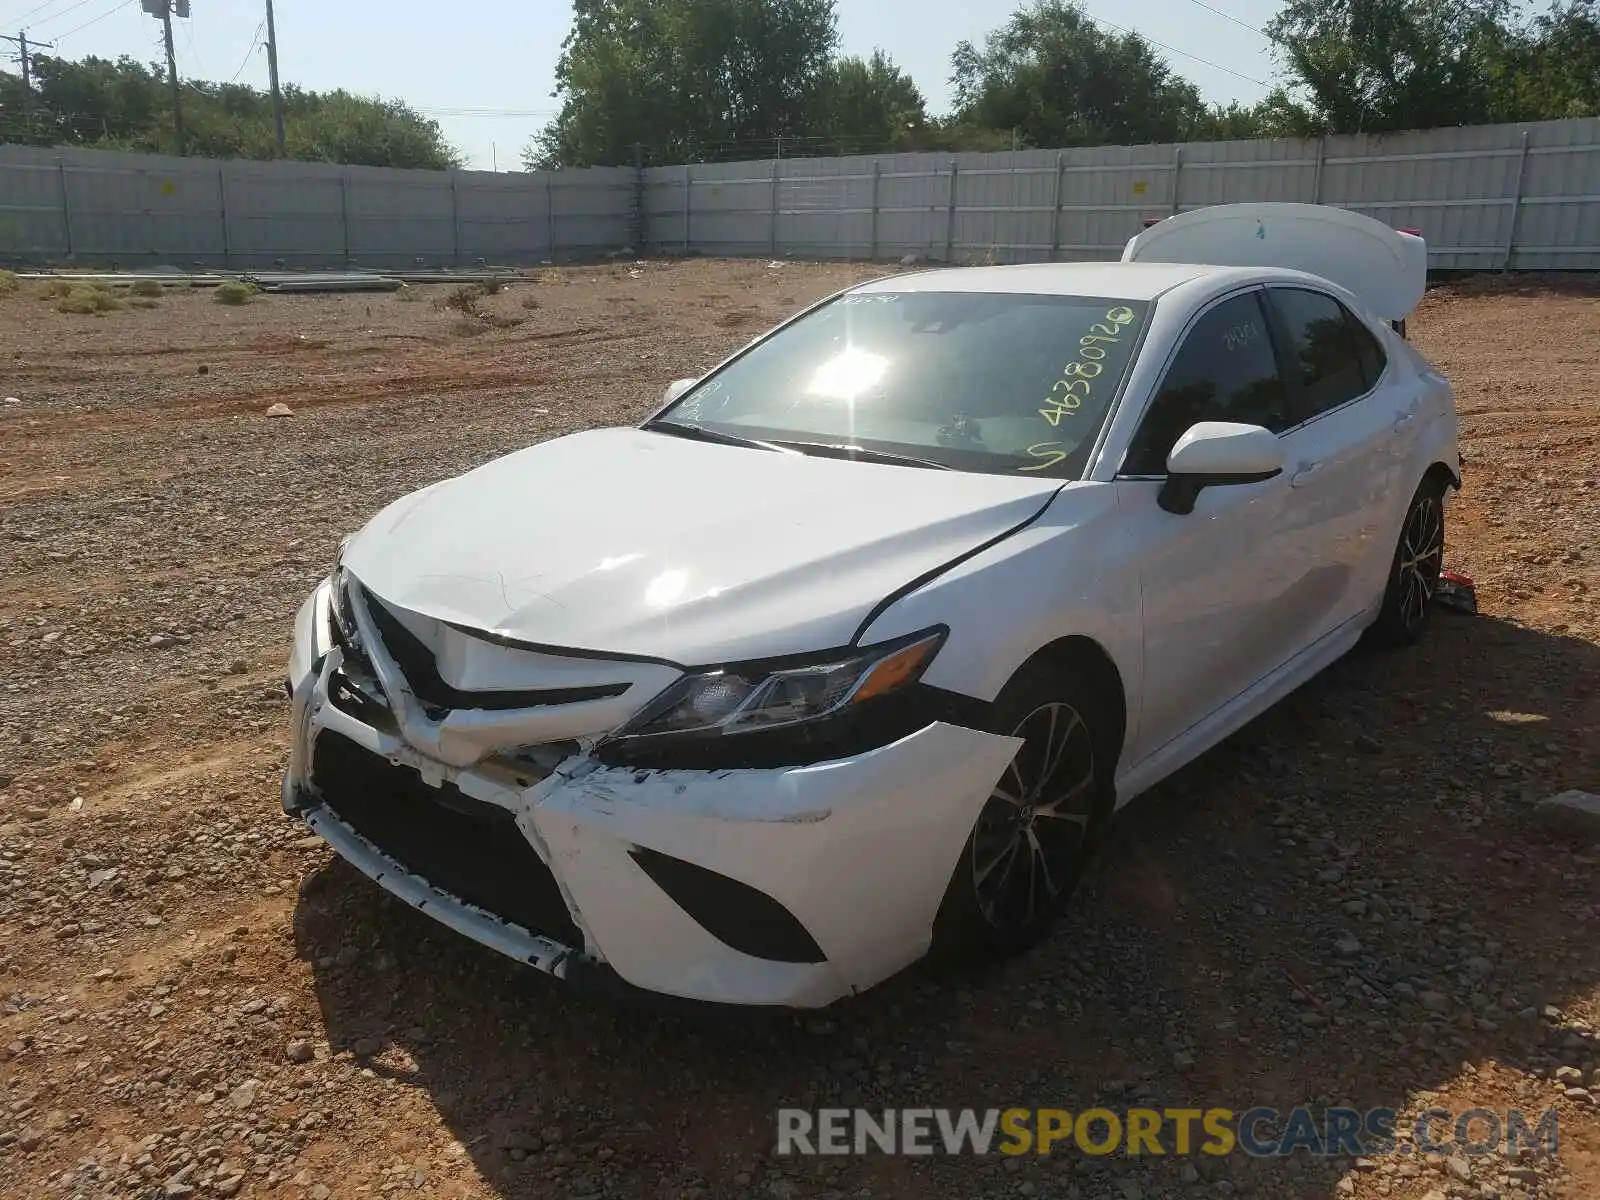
[970,701,1097,932]
[1397,492,1444,630]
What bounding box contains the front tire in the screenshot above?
[931,661,1116,962]
[1368,476,1446,646]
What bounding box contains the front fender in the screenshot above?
[854,484,1142,745]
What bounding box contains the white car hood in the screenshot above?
[342,427,1061,665]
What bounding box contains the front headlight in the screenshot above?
[328,564,357,645]
[611,627,947,744]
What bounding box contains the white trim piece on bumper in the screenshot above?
[299,804,580,978]
[534,721,1024,1005]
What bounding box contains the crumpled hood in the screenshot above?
[342,427,1060,664]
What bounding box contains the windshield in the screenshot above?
[650,289,1150,479]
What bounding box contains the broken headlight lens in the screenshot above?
[327,561,361,650]
[612,627,946,742]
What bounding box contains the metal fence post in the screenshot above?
[770,156,780,256]
[868,160,881,261]
[1049,152,1064,260]
[944,161,959,262]
[450,171,461,265]
[339,168,351,266]
[683,163,691,254]
[1170,146,1183,216]
[56,158,74,259]
[1311,136,1326,204]
[218,164,231,268]
[546,173,558,263]
[632,142,645,253]
[1502,130,1532,272]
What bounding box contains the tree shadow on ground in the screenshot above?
[292,611,1599,1200]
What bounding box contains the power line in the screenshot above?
[227,17,262,83]
[180,0,200,74]
[0,0,78,29]
[1084,8,1272,87]
[54,0,134,41]
[1180,0,1271,38]
[16,0,98,34]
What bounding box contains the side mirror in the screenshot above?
[1158,421,1285,515]
[662,378,697,406]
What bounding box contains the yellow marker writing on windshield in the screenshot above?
[1018,442,1069,471]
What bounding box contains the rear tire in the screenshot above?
[931,660,1117,962]
[1367,476,1446,646]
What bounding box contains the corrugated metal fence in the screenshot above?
[0,143,635,267]
[643,117,1600,270]
[2,116,1596,269]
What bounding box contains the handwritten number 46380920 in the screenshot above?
[1038,306,1138,428]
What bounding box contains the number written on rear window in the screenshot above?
[1222,321,1260,352]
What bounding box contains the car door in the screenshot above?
[1113,288,1336,766]
[1263,286,1406,640]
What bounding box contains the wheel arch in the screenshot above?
[1006,635,1129,770]
[1423,459,1461,493]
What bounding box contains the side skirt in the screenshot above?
[1112,613,1367,807]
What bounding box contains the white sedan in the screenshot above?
[282,203,1459,1007]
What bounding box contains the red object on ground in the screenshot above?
[1436,570,1478,614]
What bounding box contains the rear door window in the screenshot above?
[1267,287,1374,422]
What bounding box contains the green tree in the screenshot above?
[812,50,928,154]
[1490,0,1600,120]
[948,0,1222,148]
[528,0,840,168]
[1,54,459,169]
[1263,0,1600,133]
[1263,0,1514,132]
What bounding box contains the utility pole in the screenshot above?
[263,0,286,155]
[160,3,183,154]
[140,1,188,154]
[1,31,54,119]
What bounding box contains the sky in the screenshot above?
[0,0,1288,170]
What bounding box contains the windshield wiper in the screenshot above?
[767,440,955,471]
[643,421,791,453]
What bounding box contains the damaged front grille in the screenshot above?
[328,669,395,731]
[327,576,393,729]
[354,584,629,716]
[309,731,583,949]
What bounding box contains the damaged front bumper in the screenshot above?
[282,583,1020,1008]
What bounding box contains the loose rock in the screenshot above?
[1534,790,1600,838]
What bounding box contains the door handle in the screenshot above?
[1290,461,1322,487]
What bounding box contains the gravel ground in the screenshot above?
[1,262,1597,1200]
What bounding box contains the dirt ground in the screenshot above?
[1,260,1598,1200]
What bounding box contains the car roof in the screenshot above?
[850,260,1227,301]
